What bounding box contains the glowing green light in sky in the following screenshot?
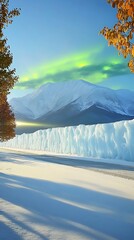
[20,50,94,82]
[103,66,111,71]
[16,47,128,89]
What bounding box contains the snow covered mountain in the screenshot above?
[10,80,134,134]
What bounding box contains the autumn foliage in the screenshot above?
[0,0,20,141]
[100,0,134,72]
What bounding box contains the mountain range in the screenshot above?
[10,80,134,134]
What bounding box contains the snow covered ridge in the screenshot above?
[10,80,134,135]
[1,119,134,162]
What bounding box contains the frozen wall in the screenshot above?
[0,120,134,161]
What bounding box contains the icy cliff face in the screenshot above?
[1,120,134,162]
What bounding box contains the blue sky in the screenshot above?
[7,0,133,99]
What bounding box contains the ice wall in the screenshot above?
[0,120,134,161]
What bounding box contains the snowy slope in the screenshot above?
[1,150,134,240]
[10,80,134,134]
[1,119,134,162]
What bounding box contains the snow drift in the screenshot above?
[1,119,134,162]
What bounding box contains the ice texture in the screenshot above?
[1,119,134,161]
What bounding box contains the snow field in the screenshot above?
[1,119,134,162]
[0,150,134,240]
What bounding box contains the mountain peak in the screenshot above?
[10,80,134,134]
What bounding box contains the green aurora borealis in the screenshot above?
[16,48,129,90]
